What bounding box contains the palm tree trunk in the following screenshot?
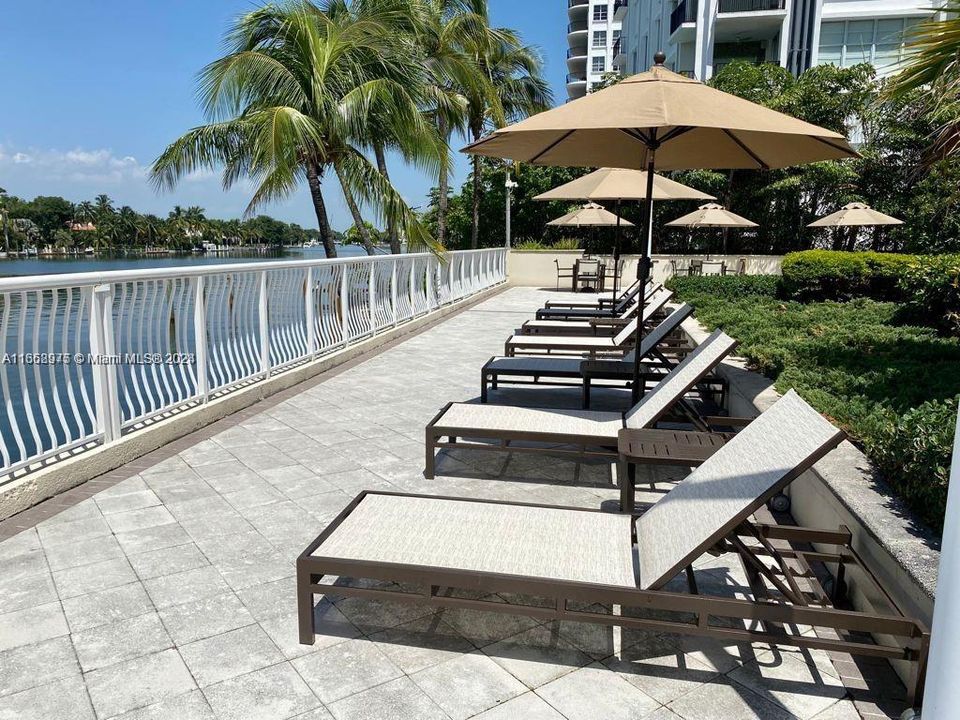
[334,165,377,256]
[470,123,484,249]
[470,155,481,249]
[306,160,338,258]
[374,143,401,254]
[437,116,449,247]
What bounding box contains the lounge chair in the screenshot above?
[481,304,694,404]
[298,390,929,706]
[542,278,642,310]
[535,282,656,321]
[427,329,737,478]
[519,288,672,336]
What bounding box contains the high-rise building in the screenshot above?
[566,1,626,100]
[617,0,939,82]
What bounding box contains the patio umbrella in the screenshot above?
[808,202,903,250]
[536,168,715,294]
[464,52,856,403]
[666,203,758,256]
[547,204,632,287]
[546,202,635,227]
[808,202,904,228]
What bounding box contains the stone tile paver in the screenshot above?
[0,288,884,720]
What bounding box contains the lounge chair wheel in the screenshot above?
[768,493,791,513]
[822,576,847,602]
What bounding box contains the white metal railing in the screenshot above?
[0,248,506,477]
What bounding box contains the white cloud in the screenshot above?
[0,145,146,182]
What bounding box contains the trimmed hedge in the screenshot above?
[668,276,960,532]
[665,274,780,300]
[899,254,960,335]
[780,250,915,302]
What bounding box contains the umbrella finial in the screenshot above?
[653,51,666,66]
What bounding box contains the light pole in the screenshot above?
[0,187,8,256]
[505,164,518,250]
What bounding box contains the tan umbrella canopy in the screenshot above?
[547,202,635,227]
[536,168,714,292]
[666,203,758,228]
[464,53,857,404]
[808,202,904,227]
[534,168,715,202]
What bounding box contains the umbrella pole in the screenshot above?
[613,199,621,313]
[632,148,657,406]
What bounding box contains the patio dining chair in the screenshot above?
[553,259,574,290]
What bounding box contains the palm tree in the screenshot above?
[94,194,114,217]
[414,0,494,247]
[463,32,551,247]
[75,201,96,225]
[886,2,960,160]
[0,188,10,255]
[151,0,443,259]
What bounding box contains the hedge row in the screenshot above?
[665,279,960,532]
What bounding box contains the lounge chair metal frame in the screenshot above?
[427,330,738,478]
[296,490,929,706]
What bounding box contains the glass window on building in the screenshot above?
[592,55,606,73]
[817,18,920,74]
[593,30,607,48]
[593,4,608,21]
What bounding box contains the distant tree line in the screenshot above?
[430,62,960,255]
[0,191,339,253]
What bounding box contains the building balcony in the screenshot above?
[567,20,588,37]
[613,37,626,65]
[568,0,589,17]
[566,72,588,85]
[567,47,588,70]
[670,0,786,40]
[670,0,697,36]
[614,0,629,21]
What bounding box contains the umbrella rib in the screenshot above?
[810,135,860,158]
[722,130,769,170]
[659,126,695,144]
[620,128,653,147]
[529,130,577,163]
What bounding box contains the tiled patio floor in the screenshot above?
[0,287,904,719]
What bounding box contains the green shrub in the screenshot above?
[898,254,960,335]
[666,274,781,301]
[551,238,580,250]
[680,292,960,532]
[859,398,958,530]
[513,239,547,250]
[780,250,915,302]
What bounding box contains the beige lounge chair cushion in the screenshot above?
[436,403,624,437]
[635,390,844,590]
[624,329,737,429]
[313,494,638,587]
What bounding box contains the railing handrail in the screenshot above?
[0,248,500,293]
[0,247,508,478]
[717,0,785,11]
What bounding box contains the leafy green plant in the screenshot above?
[669,280,960,531]
[551,238,580,250]
[513,239,547,250]
[780,250,915,302]
[898,254,960,334]
[665,274,781,301]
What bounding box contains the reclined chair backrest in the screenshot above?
[623,329,737,430]
[621,303,694,363]
[635,389,845,589]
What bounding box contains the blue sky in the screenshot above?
[0,1,568,231]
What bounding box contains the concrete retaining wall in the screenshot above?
[681,316,939,686]
[507,251,784,288]
[0,284,506,521]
